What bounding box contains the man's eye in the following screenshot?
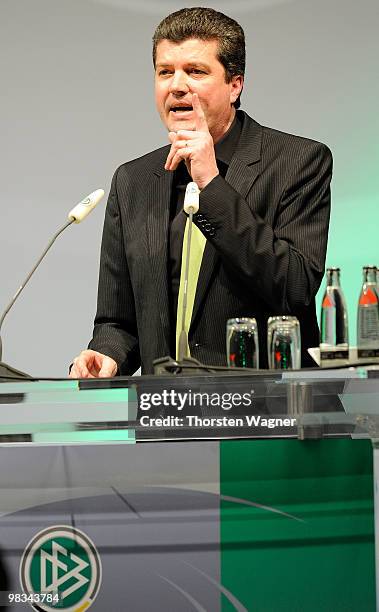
[190,69,205,74]
[158,70,172,76]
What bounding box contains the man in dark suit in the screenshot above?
[70,7,332,378]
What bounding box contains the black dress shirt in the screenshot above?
[168,113,243,350]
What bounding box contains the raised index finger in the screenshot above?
[192,93,209,132]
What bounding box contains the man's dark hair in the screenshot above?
[152,7,245,109]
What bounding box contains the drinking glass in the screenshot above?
[226,318,259,368]
[267,316,301,369]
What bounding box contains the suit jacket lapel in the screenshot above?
[224,112,263,197]
[191,112,263,327]
[146,147,172,342]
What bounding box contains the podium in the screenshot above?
[0,368,377,611]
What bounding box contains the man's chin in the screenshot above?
[167,115,195,132]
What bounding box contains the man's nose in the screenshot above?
[169,70,189,94]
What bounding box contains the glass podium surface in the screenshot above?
[0,368,377,611]
[0,367,378,443]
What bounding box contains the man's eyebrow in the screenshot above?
[186,62,210,69]
[155,61,211,69]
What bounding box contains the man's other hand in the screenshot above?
[69,350,117,378]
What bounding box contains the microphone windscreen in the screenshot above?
[183,182,200,214]
[68,189,105,223]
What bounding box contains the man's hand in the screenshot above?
[69,350,117,379]
[164,93,219,190]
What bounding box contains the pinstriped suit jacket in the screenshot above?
[89,110,332,374]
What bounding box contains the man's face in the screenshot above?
[155,38,243,143]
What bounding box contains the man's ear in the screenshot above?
[230,75,244,104]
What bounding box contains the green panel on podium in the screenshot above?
[0,380,137,443]
[220,438,375,612]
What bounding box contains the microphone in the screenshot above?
[183,182,200,215]
[68,189,104,223]
[0,189,104,371]
[177,182,200,362]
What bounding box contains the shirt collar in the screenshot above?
[174,111,243,183]
[214,113,242,165]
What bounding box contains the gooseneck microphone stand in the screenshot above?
[0,189,104,378]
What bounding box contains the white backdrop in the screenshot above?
[1,0,378,376]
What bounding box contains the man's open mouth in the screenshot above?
[170,106,193,112]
